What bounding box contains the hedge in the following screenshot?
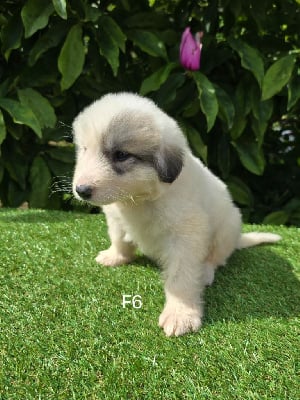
[0,0,299,225]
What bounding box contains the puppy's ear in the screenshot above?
[154,145,184,183]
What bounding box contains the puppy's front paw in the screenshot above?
[158,302,202,337]
[96,248,134,267]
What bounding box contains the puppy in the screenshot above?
[72,92,281,337]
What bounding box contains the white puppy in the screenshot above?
[72,92,281,337]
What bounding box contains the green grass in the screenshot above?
[0,208,299,400]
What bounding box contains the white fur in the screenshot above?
[72,92,281,337]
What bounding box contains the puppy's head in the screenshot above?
[72,93,186,205]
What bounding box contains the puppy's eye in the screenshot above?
[113,150,132,162]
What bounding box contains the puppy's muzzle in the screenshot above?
[76,184,93,200]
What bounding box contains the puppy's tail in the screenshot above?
[237,232,282,249]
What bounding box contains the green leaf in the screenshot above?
[18,88,57,129]
[46,146,75,164]
[125,12,167,28]
[0,164,3,183]
[193,72,219,132]
[217,133,231,178]
[3,153,29,190]
[29,156,52,208]
[140,63,178,96]
[101,16,126,53]
[0,110,6,146]
[234,78,252,117]
[283,199,300,226]
[251,117,267,147]
[262,55,295,101]
[21,0,54,38]
[230,78,252,139]
[226,176,254,206]
[0,79,11,98]
[229,38,264,87]
[28,21,69,66]
[251,98,273,145]
[232,141,265,175]
[284,198,300,213]
[181,122,207,164]
[263,211,289,225]
[230,116,247,140]
[287,75,300,111]
[252,98,273,122]
[81,3,102,22]
[1,15,23,60]
[182,98,199,118]
[58,25,85,90]
[52,0,67,19]
[44,155,73,177]
[290,210,300,226]
[98,26,120,76]
[7,181,28,207]
[21,55,59,87]
[155,73,185,108]
[0,98,42,138]
[128,30,167,59]
[214,85,235,130]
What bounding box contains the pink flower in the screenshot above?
[180,27,203,71]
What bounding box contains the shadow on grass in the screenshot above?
[0,209,95,224]
[131,255,159,270]
[121,247,300,324]
[204,247,300,324]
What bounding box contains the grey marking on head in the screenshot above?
[102,110,160,174]
[102,108,184,181]
[103,110,160,155]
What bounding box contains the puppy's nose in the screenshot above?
[76,184,93,200]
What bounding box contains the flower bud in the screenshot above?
[180,27,203,71]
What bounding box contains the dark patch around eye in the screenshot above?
[104,148,139,175]
[112,150,132,162]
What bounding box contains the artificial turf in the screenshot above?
[0,208,299,399]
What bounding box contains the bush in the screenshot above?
[0,0,299,224]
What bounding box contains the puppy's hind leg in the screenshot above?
[96,207,136,267]
[203,207,242,282]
